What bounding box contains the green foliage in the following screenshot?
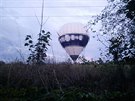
[0,87,135,101]
[78,56,91,64]
[0,63,135,100]
[88,0,135,63]
[124,0,135,20]
[24,30,51,64]
[78,56,104,65]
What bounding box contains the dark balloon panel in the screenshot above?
[59,34,89,48]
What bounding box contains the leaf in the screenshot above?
[24,43,29,46]
[42,30,45,33]
[26,35,31,38]
[30,45,34,48]
[25,37,29,40]
[42,44,46,48]
[29,40,33,43]
[28,57,31,60]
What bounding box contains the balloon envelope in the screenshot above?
[58,23,89,61]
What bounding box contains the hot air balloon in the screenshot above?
[58,23,89,62]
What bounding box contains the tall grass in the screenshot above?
[0,62,135,100]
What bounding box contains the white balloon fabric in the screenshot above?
[58,23,89,61]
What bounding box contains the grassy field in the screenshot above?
[0,62,135,101]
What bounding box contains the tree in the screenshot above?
[24,30,51,64]
[88,0,135,63]
[124,0,135,20]
[24,0,51,64]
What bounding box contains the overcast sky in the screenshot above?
[0,0,108,62]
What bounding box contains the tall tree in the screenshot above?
[24,0,51,64]
[88,0,135,63]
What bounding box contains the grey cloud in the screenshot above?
[0,0,107,61]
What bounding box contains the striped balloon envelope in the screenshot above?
[58,23,89,62]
